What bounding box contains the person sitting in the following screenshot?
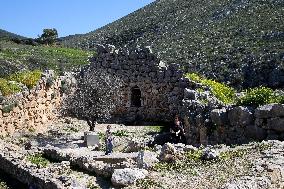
[170,115,186,144]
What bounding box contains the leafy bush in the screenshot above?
[237,87,283,107]
[185,73,236,104]
[8,70,42,89]
[0,78,21,96]
[185,73,201,82]
[27,154,50,168]
[112,129,129,137]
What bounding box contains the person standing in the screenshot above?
[105,125,113,155]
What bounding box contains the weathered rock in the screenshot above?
[159,143,181,162]
[228,106,254,127]
[111,168,148,187]
[201,148,219,160]
[245,125,267,140]
[184,88,196,100]
[267,117,284,132]
[210,108,229,126]
[137,151,159,169]
[255,103,284,119]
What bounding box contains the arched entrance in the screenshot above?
[131,86,142,107]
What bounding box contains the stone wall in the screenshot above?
[90,45,188,123]
[183,86,284,145]
[0,71,67,136]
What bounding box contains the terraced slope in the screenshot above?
[61,0,284,89]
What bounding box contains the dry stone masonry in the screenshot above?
[89,45,188,123]
[0,71,73,136]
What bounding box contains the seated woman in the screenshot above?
[170,115,186,144]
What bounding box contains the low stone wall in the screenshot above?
[0,71,72,136]
[183,91,284,145]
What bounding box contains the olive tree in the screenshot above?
[64,68,123,131]
[39,28,58,45]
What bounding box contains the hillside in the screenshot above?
[61,0,284,89]
[0,40,93,77]
[0,29,26,40]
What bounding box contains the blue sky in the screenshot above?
[0,0,155,38]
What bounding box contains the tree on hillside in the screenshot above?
[63,68,123,131]
[38,28,58,45]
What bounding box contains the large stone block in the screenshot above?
[184,88,196,100]
[245,125,267,140]
[84,131,100,147]
[255,103,284,119]
[210,108,229,126]
[267,117,284,132]
[228,106,254,127]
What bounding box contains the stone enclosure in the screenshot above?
[89,45,187,123]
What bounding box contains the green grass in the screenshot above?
[27,154,50,168]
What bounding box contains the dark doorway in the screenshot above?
[131,86,142,107]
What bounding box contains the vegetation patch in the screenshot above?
[27,154,50,168]
[0,79,21,96]
[7,70,42,89]
[145,126,164,134]
[112,129,129,137]
[185,73,236,104]
[219,149,247,160]
[237,86,284,107]
[136,178,165,189]
[0,40,93,76]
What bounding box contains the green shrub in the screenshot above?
[0,78,21,96]
[8,70,42,89]
[237,87,282,107]
[184,73,201,82]
[184,73,236,104]
[27,154,49,168]
[112,130,129,137]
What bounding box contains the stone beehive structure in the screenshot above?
[90,45,189,123]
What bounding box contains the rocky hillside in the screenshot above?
[0,29,25,40]
[61,0,284,89]
[0,39,93,77]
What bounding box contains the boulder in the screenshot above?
[210,108,229,126]
[111,168,148,187]
[267,117,284,132]
[84,131,100,147]
[184,88,196,100]
[137,151,159,169]
[255,103,284,119]
[159,143,178,162]
[228,106,254,127]
[201,148,219,160]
